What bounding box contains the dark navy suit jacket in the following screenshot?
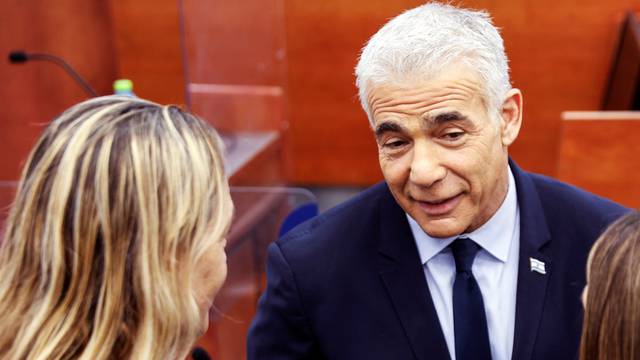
[247,162,628,360]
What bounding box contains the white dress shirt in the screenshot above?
[407,169,520,360]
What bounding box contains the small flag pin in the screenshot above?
[530,257,546,275]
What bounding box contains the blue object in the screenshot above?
[278,202,319,237]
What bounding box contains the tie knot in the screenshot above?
[450,238,480,273]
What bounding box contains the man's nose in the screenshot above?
[409,141,446,187]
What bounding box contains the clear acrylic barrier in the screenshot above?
[179,0,289,189]
[178,0,288,133]
[201,186,317,359]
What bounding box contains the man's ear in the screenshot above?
[499,88,523,147]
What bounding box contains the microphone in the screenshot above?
[8,50,98,97]
[191,346,212,360]
[8,51,28,63]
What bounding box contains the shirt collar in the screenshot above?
[408,167,518,265]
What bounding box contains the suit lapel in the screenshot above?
[510,161,552,360]
[377,186,451,360]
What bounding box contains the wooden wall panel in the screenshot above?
[557,112,640,208]
[496,2,639,175]
[284,0,640,185]
[108,0,185,105]
[0,0,117,181]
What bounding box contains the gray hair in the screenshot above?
[355,2,511,127]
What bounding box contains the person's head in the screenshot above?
[580,211,640,360]
[355,2,522,238]
[0,96,233,359]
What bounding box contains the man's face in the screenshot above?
[368,64,513,238]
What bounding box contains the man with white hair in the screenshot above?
[247,3,628,360]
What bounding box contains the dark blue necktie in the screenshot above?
[450,238,492,360]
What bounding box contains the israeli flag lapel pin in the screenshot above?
[530,257,546,275]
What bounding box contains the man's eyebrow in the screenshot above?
[374,122,404,138]
[424,111,469,125]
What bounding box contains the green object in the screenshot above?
[113,79,134,95]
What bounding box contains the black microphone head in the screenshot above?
[191,347,211,360]
[9,51,28,63]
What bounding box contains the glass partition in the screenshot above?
[178,0,289,185]
[197,186,317,359]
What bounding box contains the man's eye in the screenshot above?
[442,131,464,141]
[383,140,407,148]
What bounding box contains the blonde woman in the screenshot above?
[581,211,640,360]
[0,96,233,359]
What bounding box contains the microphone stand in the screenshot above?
[8,51,98,97]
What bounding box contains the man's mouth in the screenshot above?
[415,193,463,216]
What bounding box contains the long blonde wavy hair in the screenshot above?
[580,211,640,360]
[0,96,233,359]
